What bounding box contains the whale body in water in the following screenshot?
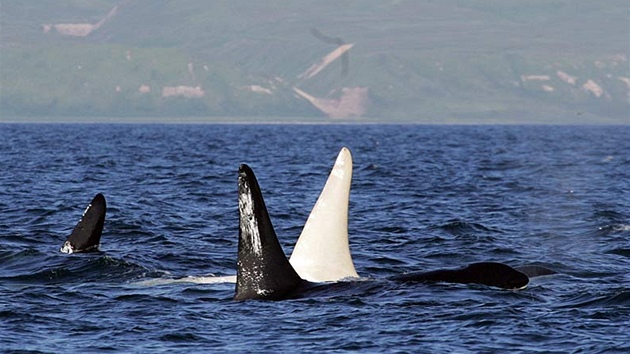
[58,148,552,295]
[234,163,530,301]
[60,193,106,254]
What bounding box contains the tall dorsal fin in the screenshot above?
[289,147,359,281]
[234,164,303,300]
[60,193,106,253]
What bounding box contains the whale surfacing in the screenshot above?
[289,147,358,281]
[233,163,531,301]
[235,164,304,300]
[389,262,529,290]
[60,193,106,253]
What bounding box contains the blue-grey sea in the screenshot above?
[1,123,629,353]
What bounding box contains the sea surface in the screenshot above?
[1,123,629,353]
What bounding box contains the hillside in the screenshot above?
[1,0,628,123]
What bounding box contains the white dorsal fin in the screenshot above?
[289,147,359,281]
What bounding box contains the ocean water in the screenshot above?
[0,123,629,353]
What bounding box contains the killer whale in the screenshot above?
[389,262,528,290]
[60,193,106,254]
[235,164,304,300]
[234,163,529,301]
[289,147,359,281]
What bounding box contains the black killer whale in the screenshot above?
[60,193,106,253]
[235,164,530,301]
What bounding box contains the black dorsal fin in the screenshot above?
[60,193,106,253]
[234,164,303,300]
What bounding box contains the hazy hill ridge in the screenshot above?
[1,0,628,123]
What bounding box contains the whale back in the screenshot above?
[389,262,529,290]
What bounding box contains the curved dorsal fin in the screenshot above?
[290,147,359,281]
[60,193,106,253]
[235,164,303,300]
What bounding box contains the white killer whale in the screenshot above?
[234,163,530,301]
[289,147,358,281]
[60,193,106,253]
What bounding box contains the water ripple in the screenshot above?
[0,124,628,352]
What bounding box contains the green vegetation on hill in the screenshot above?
[1,0,628,123]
